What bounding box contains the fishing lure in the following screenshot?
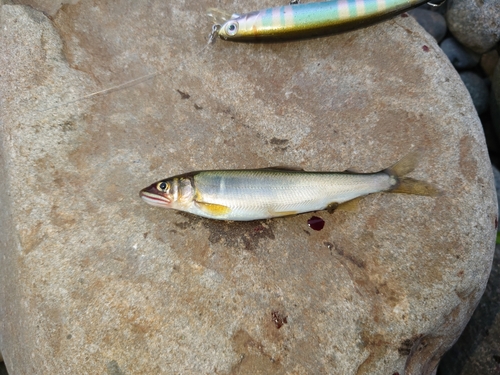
[210,0,434,42]
[140,152,439,221]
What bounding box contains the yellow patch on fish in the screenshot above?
[196,201,232,216]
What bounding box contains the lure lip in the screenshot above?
[139,184,172,207]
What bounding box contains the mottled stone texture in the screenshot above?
[0,2,497,374]
[438,244,500,375]
[11,0,78,16]
[446,0,500,54]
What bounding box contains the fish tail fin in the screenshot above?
[384,151,441,197]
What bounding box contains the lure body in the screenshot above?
[140,153,438,221]
[217,0,427,41]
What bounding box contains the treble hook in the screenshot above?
[426,0,446,7]
[208,24,221,44]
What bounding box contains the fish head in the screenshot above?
[140,178,176,208]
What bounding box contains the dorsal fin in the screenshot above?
[261,166,305,171]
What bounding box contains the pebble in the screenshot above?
[440,37,480,70]
[446,0,500,54]
[491,62,500,140]
[481,49,500,78]
[408,8,447,42]
[459,71,489,116]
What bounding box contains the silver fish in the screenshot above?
[140,152,438,221]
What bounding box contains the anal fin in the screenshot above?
[268,209,298,217]
[336,197,362,212]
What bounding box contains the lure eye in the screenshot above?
[225,21,238,36]
[157,181,169,192]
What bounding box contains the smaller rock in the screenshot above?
[408,8,447,42]
[0,361,8,375]
[446,0,500,54]
[459,71,489,116]
[437,243,500,375]
[491,62,500,143]
[492,166,500,219]
[441,37,481,70]
[481,49,500,78]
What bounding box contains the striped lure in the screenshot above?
[214,0,428,41]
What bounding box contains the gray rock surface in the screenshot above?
[440,37,480,70]
[408,8,447,43]
[459,71,490,116]
[0,2,497,375]
[446,0,500,54]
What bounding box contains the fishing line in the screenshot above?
[38,23,219,113]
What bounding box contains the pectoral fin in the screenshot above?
[195,201,231,217]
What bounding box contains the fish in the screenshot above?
[213,0,430,42]
[139,152,439,221]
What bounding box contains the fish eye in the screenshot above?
[157,181,169,192]
[225,21,238,36]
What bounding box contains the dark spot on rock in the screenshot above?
[401,12,408,17]
[303,229,311,236]
[60,120,75,131]
[66,334,72,339]
[143,232,148,239]
[308,216,325,231]
[269,137,289,145]
[174,221,191,230]
[323,241,334,254]
[230,329,283,373]
[398,339,414,356]
[422,45,429,52]
[333,243,365,268]
[326,202,339,213]
[493,355,500,363]
[457,270,464,277]
[194,103,203,110]
[203,220,275,251]
[106,360,125,375]
[271,311,288,329]
[176,89,190,99]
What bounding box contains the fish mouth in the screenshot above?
[140,188,171,208]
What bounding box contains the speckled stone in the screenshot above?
[408,7,447,42]
[438,243,500,375]
[440,37,480,70]
[459,71,490,116]
[491,62,500,142]
[446,0,500,54]
[481,49,500,78]
[0,2,496,375]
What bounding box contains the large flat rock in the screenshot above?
[0,2,496,374]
